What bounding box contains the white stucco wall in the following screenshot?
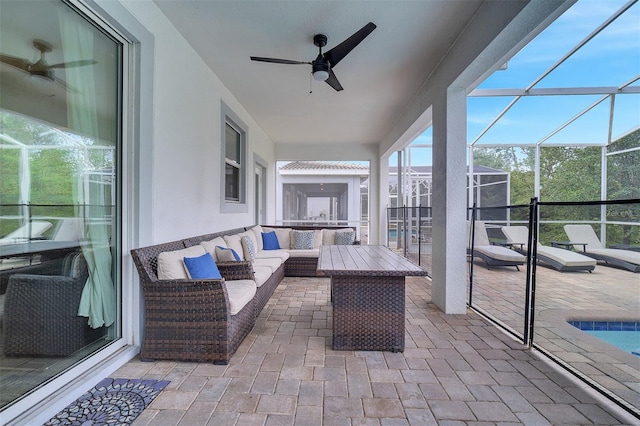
[120,0,276,243]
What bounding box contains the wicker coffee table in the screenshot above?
[317,245,427,352]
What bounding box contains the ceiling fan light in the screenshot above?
[313,70,329,81]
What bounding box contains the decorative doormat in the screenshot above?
[45,378,170,425]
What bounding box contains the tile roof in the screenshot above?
[279,161,370,171]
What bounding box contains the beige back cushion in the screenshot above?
[157,245,206,279]
[322,228,354,245]
[313,229,323,248]
[501,226,529,246]
[200,236,227,261]
[467,221,491,248]
[564,224,604,250]
[263,227,292,249]
[224,234,245,260]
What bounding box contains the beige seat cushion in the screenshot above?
[502,226,596,267]
[253,257,282,273]
[589,248,640,265]
[537,246,597,267]
[225,280,256,315]
[255,249,290,262]
[474,245,525,263]
[252,266,272,288]
[157,245,207,279]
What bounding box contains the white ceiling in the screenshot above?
[153,0,486,147]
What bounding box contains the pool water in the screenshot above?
[569,321,640,357]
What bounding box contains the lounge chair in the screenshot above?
[501,226,596,272]
[563,224,640,273]
[52,217,83,241]
[0,220,53,245]
[467,221,525,270]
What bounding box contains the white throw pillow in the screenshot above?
[249,225,264,251]
[292,230,315,250]
[238,230,258,253]
[335,230,356,245]
[323,228,355,245]
[241,235,256,262]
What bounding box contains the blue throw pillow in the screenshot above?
[262,231,280,250]
[183,252,222,279]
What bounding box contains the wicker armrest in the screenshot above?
[142,278,231,319]
[217,261,254,281]
[6,273,78,300]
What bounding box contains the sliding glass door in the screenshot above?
[0,0,122,410]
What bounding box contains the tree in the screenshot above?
[606,129,640,244]
[0,111,82,235]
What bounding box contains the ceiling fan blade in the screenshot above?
[324,22,376,68]
[48,59,97,69]
[250,56,309,65]
[54,76,81,94]
[324,69,343,92]
[0,54,31,71]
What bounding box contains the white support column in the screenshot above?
[535,145,541,198]
[468,145,474,211]
[374,156,386,246]
[431,88,468,314]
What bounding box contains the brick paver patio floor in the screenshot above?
[116,274,638,425]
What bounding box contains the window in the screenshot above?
[225,123,241,201]
[221,102,248,212]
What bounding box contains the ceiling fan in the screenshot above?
[0,39,96,91]
[250,22,376,92]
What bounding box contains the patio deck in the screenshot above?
[112,266,638,425]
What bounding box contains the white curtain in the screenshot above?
[19,145,30,232]
[59,11,115,329]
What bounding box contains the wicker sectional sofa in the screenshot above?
[130,224,356,364]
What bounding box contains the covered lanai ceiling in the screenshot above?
[153,0,488,146]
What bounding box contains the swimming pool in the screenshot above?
[569,321,640,357]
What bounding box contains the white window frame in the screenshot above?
[221,102,248,213]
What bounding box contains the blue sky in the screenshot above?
[395,0,640,166]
